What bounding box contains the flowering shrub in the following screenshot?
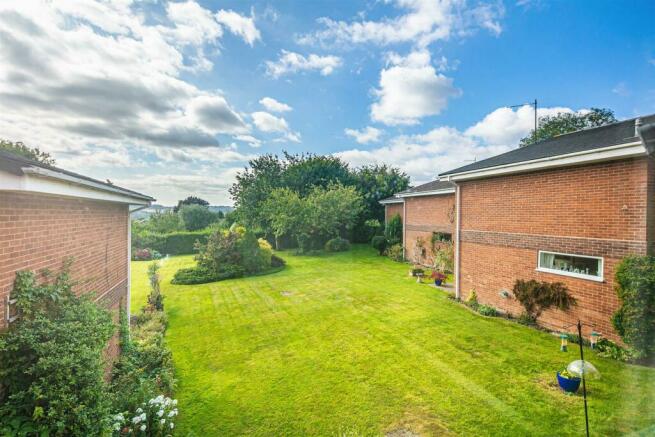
[133,248,163,261]
[110,395,178,436]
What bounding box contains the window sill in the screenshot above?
[535,268,604,283]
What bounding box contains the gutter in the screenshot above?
[453,182,461,299]
[396,188,455,198]
[21,165,153,203]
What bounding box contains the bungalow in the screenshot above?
[0,150,153,359]
[383,114,655,340]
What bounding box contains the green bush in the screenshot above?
[477,304,498,317]
[271,254,286,268]
[371,236,387,255]
[133,230,211,255]
[612,256,655,360]
[325,237,351,252]
[513,279,576,322]
[384,214,402,243]
[146,262,164,311]
[171,266,236,285]
[0,262,114,436]
[179,204,217,231]
[387,244,404,262]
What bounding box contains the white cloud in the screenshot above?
[0,0,259,173]
[298,0,504,48]
[337,105,579,184]
[265,50,342,78]
[371,50,461,125]
[344,126,382,144]
[465,105,576,146]
[235,134,262,148]
[612,82,630,97]
[251,111,301,143]
[259,97,292,113]
[215,8,261,46]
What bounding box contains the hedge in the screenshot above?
[132,229,211,255]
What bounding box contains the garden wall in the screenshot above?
[0,191,128,358]
[458,158,651,340]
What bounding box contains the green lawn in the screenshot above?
[131,246,655,436]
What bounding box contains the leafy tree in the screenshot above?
[519,108,616,147]
[147,210,182,233]
[306,183,363,242]
[0,262,114,435]
[179,204,216,231]
[282,152,352,196]
[173,196,209,213]
[0,139,56,165]
[262,188,307,249]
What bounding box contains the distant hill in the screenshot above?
[132,204,234,220]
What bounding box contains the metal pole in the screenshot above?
[578,320,590,437]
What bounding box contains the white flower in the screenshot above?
[140,413,147,421]
[157,409,164,417]
[113,423,121,431]
[172,399,178,406]
[160,419,166,425]
[170,423,175,429]
[136,408,143,414]
[140,424,146,432]
[132,416,141,424]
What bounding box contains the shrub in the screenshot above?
[325,237,350,252]
[466,289,478,306]
[171,266,234,285]
[147,262,164,312]
[271,254,286,268]
[433,242,454,273]
[371,236,387,255]
[0,262,114,436]
[133,230,211,256]
[512,279,576,322]
[133,248,162,261]
[109,395,178,436]
[477,304,498,317]
[612,256,655,360]
[387,244,404,262]
[384,214,402,243]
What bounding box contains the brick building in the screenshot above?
[0,150,153,359]
[384,115,655,340]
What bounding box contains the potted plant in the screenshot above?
[432,271,446,286]
[556,369,581,393]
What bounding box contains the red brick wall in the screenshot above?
[0,192,129,359]
[385,202,403,224]
[404,195,455,265]
[458,158,651,340]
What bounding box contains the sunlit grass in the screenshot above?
[131,246,655,436]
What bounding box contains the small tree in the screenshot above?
[612,256,655,360]
[512,279,576,323]
[385,214,402,245]
[371,236,387,255]
[147,262,164,311]
[1,139,56,165]
[433,242,454,273]
[179,204,216,231]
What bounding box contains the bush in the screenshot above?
[146,262,164,312]
[325,237,350,252]
[371,236,387,255]
[171,266,237,285]
[387,244,404,262]
[384,214,402,243]
[513,279,576,322]
[271,254,286,268]
[133,230,211,256]
[433,242,454,273]
[0,262,115,436]
[133,248,162,261]
[477,304,498,317]
[109,395,178,436]
[612,256,655,360]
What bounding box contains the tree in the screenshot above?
[282,152,352,196]
[519,108,616,147]
[179,204,216,231]
[174,196,209,213]
[306,183,363,242]
[262,188,307,249]
[0,139,56,165]
[147,210,182,233]
[385,214,403,245]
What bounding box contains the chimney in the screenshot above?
[635,118,643,137]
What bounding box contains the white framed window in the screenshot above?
[536,250,604,282]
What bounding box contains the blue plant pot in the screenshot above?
[434,279,443,286]
[557,372,581,393]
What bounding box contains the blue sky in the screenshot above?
[1,0,654,205]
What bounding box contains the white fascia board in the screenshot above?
[0,169,151,205]
[379,198,404,204]
[396,188,455,198]
[443,141,646,181]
